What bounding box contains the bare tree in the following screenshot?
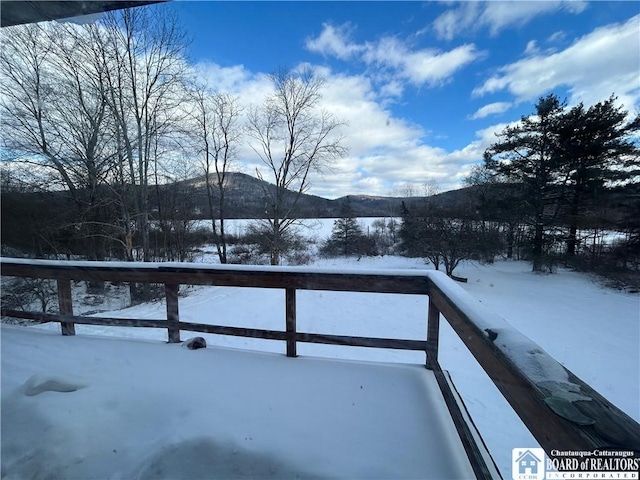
[1,24,109,198]
[0,22,118,267]
[1,25,59,182]
[389,178,439,212]
[247,69,346,265]
[191,88,242,263]
[151,154,199,262]
[421,178,440,198]
[97,7,189,263]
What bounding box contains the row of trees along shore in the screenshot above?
[400,93,639,281]
[0,6,345,299]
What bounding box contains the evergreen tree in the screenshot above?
[484,94,567,271]
[556,96,639,255]
[322,199,373,256]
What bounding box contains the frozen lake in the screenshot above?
[189,217,397,240]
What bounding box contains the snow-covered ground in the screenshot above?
[2,256,639,478]
[1,327,476,479]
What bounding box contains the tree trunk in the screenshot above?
[567,223,578,256]
[532,222,544,272]
[506,223,515,259]
[271,248,280,266]
[219,191,228,264]
[271,217,281,265]
[566,192,581,256]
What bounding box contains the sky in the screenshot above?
[122,2,640,197]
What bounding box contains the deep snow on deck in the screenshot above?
[1,326,475,479]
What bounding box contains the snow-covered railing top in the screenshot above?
[2,257,639,461]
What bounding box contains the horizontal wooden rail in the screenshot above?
[0,310,429,351]
[0,310,168,328]
[0,259,431,293]
[2,256,639,462]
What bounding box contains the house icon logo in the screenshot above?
[512,448,545,480]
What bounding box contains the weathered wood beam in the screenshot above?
[431,364,494,479]
[286,288,297,357]
[56,279,75,336]
[426,298,440,369]
[426,278,640,454]
[0,310,167,328]
[0,259,430,293]
[165,283,180,343]
[295,333,427,351]
[176,321,287,341]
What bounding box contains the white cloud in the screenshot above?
[473,15,640,110]
[194,63,272,100]
[305,23,363,60]
[433,1,587,40]
[379,80,404,98]
[481,1,587,35]
[439,121,519,184]
[305,23,481,89]
[398,44,478,87]
[432,3,481,42]
[194,60,484,198]
[315,70,457,195]
[469,102,512,120]
[524,40,539,56]
[547,31,567,43]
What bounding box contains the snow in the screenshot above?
[190,217,389,241]
[22,373,87,396]
[2,256,639,478]
[2,326,474,479]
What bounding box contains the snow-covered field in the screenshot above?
[191,217,389,240]
[2,256,639,478]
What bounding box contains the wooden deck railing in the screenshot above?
[2,257,639,472]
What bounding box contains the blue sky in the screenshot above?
[167,1,638,198]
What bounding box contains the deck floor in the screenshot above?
[1,326,476,479]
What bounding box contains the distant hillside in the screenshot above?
[333,195,404,217]
[168,172,338,218]
[172,171,481,218]
[9,169,634,224]
[333,185,494,217]
[0,170,493,222]
[164,172,414,218]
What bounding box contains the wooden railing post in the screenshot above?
[286,288,297,357]
[165,283,181,343]
[426,298,440,369]
[57,279,75,336]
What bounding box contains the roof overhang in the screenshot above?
[1,1,167,28]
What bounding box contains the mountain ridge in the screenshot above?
[170,171,468,218]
